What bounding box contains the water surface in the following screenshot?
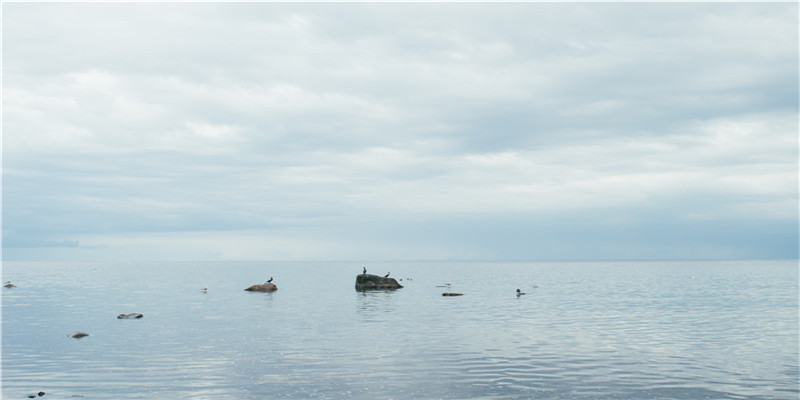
[3,260,798,399]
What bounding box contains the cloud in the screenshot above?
[3,2,797,261]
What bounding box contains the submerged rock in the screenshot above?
[117,313,144,319]
[244,283,278,292]
[67,332,89,339]
[355,274,403,291]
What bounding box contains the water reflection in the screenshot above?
[355,290,400,321]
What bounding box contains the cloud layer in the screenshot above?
[3,3,797,261]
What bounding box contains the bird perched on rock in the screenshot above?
[363,267,367,275]
[384,272,390,278]
[267,277,273,283]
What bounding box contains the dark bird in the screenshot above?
[384,272,390,278]
[267,277,273,283]
[363,267,367,275]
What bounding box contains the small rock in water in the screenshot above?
[117,313,144,319]
[67,332,89,339]
[26,391,45,398]
[244,283,278,292]
[442,292,463,296]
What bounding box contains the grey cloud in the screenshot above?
[3,2,797,260]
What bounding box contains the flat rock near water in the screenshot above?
[355,274,403,291]
[244,283,278,292]
[117,313,143,319]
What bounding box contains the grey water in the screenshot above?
[2,260,798,400]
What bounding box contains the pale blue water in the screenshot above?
[2,260,798,399]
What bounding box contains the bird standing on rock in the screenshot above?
[267,277,273,283]
[384,272,390,278]
[363,267,367,275]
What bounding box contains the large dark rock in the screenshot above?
[245,283,278,292]
[355,274,403,291]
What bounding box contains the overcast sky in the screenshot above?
[3,2,797,261]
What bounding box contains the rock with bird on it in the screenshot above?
[355,273,403,291]
[244,283,278,292]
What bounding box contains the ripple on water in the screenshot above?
[3,260,797,399]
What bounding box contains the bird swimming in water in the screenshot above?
[267,277,273,283]
[384,272,390,278]
[516,288,526,296]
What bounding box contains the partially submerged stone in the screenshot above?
[67,332,89,339]
[355,274,403,291]
[117,313,144,319]
[244,283,278,292]
[442,292,463,296]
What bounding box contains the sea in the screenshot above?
[2,260,798,399]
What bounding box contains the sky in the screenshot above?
[2,2,798,262]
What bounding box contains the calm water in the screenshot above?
[2,260,798,399]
